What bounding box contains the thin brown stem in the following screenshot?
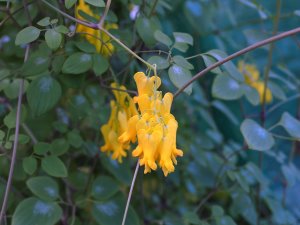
[121,160,140,225]
[98,0,111,28]
[173,26,300,98]
[0,46,29,224]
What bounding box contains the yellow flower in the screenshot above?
[75,0,117,56]
[238,61,272,104]
[100,83,138,162]
[119,72,183,176]
[251,81,273,103]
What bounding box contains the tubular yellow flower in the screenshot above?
[75,0,117,56]
[119,72,183,176]
[238,61,272,104]
[100,83,138,162]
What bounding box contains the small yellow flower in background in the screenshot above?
[100,83,138,162]
[75,0,118,56]
[118,72,183,176]
[238,61,272,103]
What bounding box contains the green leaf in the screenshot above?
[0,69,10,80]
[168,64,193,94]
[54,25,69,34]
[92,196,139,225]
[0,130,5,141]
[173,55,194,70]
[147,56,169,70]
[212,205,224,217]
[279,112,300,139]
[22,157,37,175]
[85,0,105,7]
[183,211,202,224]
[101,157,131,185]
[3,105,26,129]
[22,54,50,77]
[242,84,260,105]
[27,75,62,116]
[201,54,222,74]
[173,42,189,52]
[154,30,173,47]
[136,17,160,46]
[173,32,193,45]
[212,73,243,100]
[26,176,59,201]
[216,216,237,225]
[92,176,119,200]
[45,29,62,50]
[42,156,68,178]
[62,53,92,74]
[34,142,51,155]
[12,197,62,225]
[240,119,275,151]
[15,26,41,45]
[268,81,286,100]
[205,50,244,82]
[37,17,50,26]
[3,79,29,99]
[65,0,77,9]
[76,41,96,53]
[93,54,109,76]
[51,138,70,156]
[67,130,83,148]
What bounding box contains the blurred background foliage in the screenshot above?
[0,0,300,225]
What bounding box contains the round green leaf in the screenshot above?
[62,53,92,74]
[15,26,41,45]
[37,17,50,26]
[92,196,139,225]
[12,197,62,225]
[21,54,50,77]
[173,32,193,45]
[280,112,300,139]
[154,30,173,47]
[147,56,169,70]
[168,64,193,95]
[173,55,194,70]
[3,79,28,99]
[65,0,77,9]
[76,41,96,53]
[27,176,59,201]
[27,75,62,116]
[242,84,260,105]
[92,176,119,200]
[45,29,62,50]
[212,73,243,100]
[136,17,160,46]
[42,156,68,178]
[22,157,37,175]
[201,54,222,74]
[240,119,275,151]
[34,142,51,155]
[67,130,83,148]
[93,54,109,76]
[51,138,70,156]
[85,0,105,7]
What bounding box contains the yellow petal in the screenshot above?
[118,115,139,143]
[238,61,260,84]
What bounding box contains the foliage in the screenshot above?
[1,0,300,225]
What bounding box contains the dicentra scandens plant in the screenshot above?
[75,0,117,56]
[101,72,183,176]
[238,61,272,103]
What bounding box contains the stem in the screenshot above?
[0,46,29,224]
[98,0,111,27]
[267,93,300,115]
[173,26,300,98]
[121,160,140,225]
[148,0,159,17]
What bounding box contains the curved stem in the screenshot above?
[173,26,300,98]
[121,160,140,225]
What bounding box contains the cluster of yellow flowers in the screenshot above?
[100,83,138,162]
[75,0,117,56]
[100,72,183,176]
[238,61,272,104]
